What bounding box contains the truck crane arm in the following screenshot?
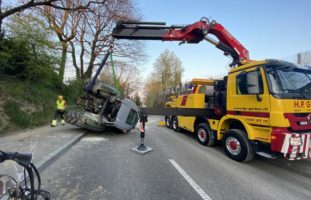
[112,17,249,66]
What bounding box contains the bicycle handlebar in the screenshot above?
[0,151,32,166]
[0,150,51,200]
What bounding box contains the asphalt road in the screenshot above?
[41,117,311,200]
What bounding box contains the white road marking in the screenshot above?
[168,159,213,200]
[81,137,108,142]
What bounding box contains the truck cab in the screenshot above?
[165,60,311,162]
[221,59,311,161]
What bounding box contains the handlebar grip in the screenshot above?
[0,151,32,166]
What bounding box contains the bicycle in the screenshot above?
[0,150,50,200]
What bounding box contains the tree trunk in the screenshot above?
[84,54,96,79]
[59,41,68,83]
[69,41,81,80]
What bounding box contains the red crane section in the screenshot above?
[112,18,249,66]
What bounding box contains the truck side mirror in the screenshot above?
[246,70,263,101]
[246,70,262,94]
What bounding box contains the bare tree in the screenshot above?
[39,0,84,82]
[142,49,184,106]
[70,0,144,81]
[0,0,110,82]
[133,92,142,106]
[153,49,184,89]
[99,60,141,97]
[0,0,99,32]
[143,76,162,107]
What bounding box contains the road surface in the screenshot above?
[40,117,311,200]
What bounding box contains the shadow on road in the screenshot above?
[162,126,311,179]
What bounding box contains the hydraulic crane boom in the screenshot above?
[112,17,249,66]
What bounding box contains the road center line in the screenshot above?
[168,159,213,200]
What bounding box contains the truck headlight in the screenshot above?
[290,137,302,146]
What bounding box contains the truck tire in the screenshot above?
[172,117,180,132]
[222,129,254,162]
[165,116,172,129]
[196,123,215,146]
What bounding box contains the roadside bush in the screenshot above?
[0,76,85,132]
[62,80,84,105]
[0,37,59,87]
[0,38,29,77]
[0,17,84,133]
[0,118,5,134]
[30,109,55,127]
[4,100,31,129]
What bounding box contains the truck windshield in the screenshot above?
[266,64,311,99]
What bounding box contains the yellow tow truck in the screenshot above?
[112,18,311,162]
[164,61,311,162]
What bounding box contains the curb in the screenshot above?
[36,131,87,172]
[1,131,87,200]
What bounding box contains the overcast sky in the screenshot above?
[136,0,311,81]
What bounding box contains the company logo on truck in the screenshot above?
[294,100,311,108]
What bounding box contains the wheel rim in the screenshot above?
[226,136,241,155]
[166,118,170,126]
[198,128,207,142]
[172,119,177,129]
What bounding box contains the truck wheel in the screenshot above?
[222,129,254,162]
[196,123,215,146]
[165,116,172,129]
[172,117,180,132]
